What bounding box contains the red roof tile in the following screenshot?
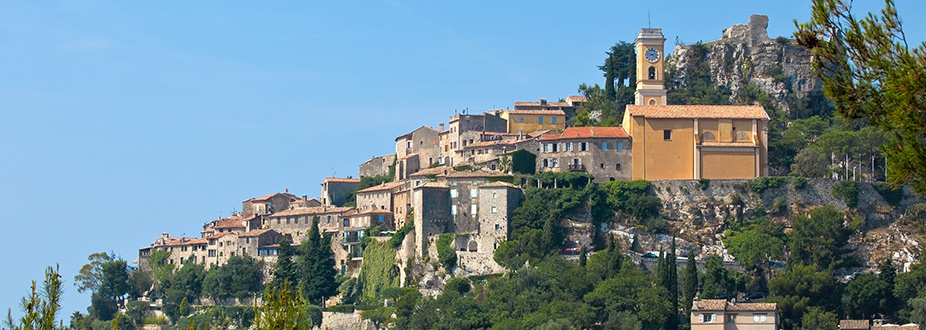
[625,105,769,119]
[324,177,361,183]
[540,127,629,141]
[356,181,406,194]
[445,170,509,179]
[505,109,567,116]
[270,206,353,217]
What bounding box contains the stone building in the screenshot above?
[690,299,778,330]
[454,181,524,274]
[138,233,207,270]
[622,27,769,180]
[241,192,299,218]
[840,319,921,330]
[444,170,512,234]
[500,109,567,135]
[513,97,586,123]
[395,126,441,178]
[439,113,508,166]
[321,177,360,207]
[358,154,396,178]
[411,182,452,258]
[263,206,353,245]
[536,127,633,183]
[355,180,406,213]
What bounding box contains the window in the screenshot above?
[617,141,623,151]
[552,116,557,124]
[600,163,605,169]
[580,142,588,151]
[450,189,458,198]
[492,192,497,198]
[495,224,500,230]
[664,129,672,140]
[327,215,332,223]
[451,205,457,215]
[648,66,656,80]
[491,206,497,213]
[471,205,477,215]
[538,116,543,124]
[406,141,412,148]
[701,313,715,323]
[343,218,349,227]
[452,180,457,185]
[246,237,251,244]
[518,116,523,123]
[470,189,478,197]
[565,142,573,151]
[616,163,622,171]
[378,215,384,223]
[753,313,767,323]
[601,141,607,151]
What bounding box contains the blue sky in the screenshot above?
[1,0,924,322]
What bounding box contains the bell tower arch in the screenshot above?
[634,28,667,106]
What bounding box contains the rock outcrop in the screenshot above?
[668,14,829,116]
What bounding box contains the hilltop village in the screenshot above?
[107,15,923,330]
[138,27,772,277]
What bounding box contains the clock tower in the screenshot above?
[634,28,667,106]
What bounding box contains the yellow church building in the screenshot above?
[622,28,769,180]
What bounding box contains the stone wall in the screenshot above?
[358,154,395,178]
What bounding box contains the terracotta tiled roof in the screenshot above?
[205,232,237,240]
[465,140,516,148]
[625,105,769,119]
[399,153,418,160]
[249,192,298,202]
[409,167,451,177]
[270,206,353,217]
[540,127,629,141]
[566,95,588,103]
[353,209,393,216]
[213,217,246,229]
[481,181,519,188]
[395,126,438,141]
[839,320,870,329]
[693,299,728,311]
[513,101,571,107]
[161,237,207,246]
[693,299,776,312]
[239,229,275,237]
[356,181,406,194]
[445,170,509,179]
[417,182,448,189]
[505,109,567,116]
[324,177,361,183]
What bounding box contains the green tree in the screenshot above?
[74,252,116,294]
[791,147,830,178]
[795,0,926,193]
[253,281,322,330]
[789,205,854,270]
[203,256,264,301]
[270,239,296,290]
[436,233,458,272]
[584,265,672,330]
[4,266,64,330]
[843,273,890,319]
[682,252,699,317]
[296,217,338,304]
[769,263,840,329]
[724,229,784,272]
[800,307,838,330]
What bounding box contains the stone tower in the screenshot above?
[634,28,668,106]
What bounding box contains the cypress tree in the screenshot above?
[270,238,296,289]
[579,246,587,268]
[683,251,699,318]
[297,216,338,304]
[666,238,679,330]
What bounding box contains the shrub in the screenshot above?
[832,180,860,207]
[747,176,788,194]
[730,193,745,207]
[872,182,904,206]
[791,176,808,189]
[388,223,414,249]
[436,233,457,272]
[699,178,711,190]
[443,277,472,296]
[327,305,355,314]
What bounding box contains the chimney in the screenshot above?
[285,188,289,193]
[303,195,307,201]
[540,98,547,105]
[439,123,445,131]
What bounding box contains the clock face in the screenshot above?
[645,48,659,63]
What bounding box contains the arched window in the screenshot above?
[648,66,656,80]
[468,240,478,252]
[701,132,717,141]
[648,99,657,105]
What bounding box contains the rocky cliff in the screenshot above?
[567,179,925,276]
[667,15,830,117]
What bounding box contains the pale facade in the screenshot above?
[536,127,633,183]
[395,126,441,171]
[500,109,566,134]
[321,177,360,207]
[622,26,769,180]
[691,299,778,330]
